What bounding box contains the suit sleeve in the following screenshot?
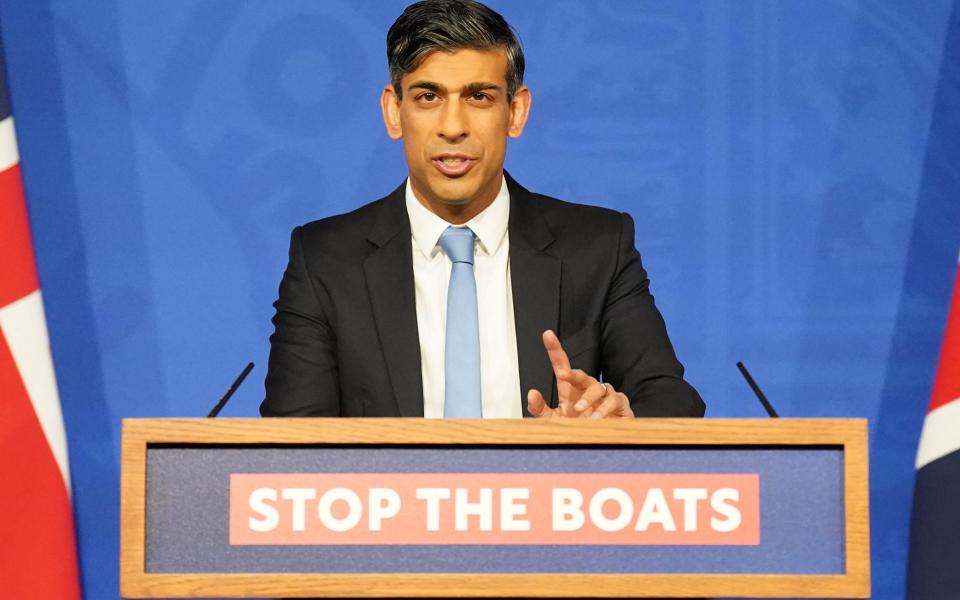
[261,226,341,416]
[601,213,705,417]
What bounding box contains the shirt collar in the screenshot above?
[405,175,510,259]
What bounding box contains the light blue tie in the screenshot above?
[438,226,482,418]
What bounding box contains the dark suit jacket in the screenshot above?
[262,173,704,418]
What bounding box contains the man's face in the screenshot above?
[381,48,530,221]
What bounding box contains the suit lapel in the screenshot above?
[363,184,424,417]
[507,173,562,415]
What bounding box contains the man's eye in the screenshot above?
[418,92,438,102]
[470,92,491,102]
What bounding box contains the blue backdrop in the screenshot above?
[1,1,958,598]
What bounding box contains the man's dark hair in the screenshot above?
[387,0,525,101]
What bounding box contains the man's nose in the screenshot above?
[437,99,468,141]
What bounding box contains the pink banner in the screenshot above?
[230,473,759,546]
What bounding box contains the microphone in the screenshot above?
[207,362,254,418]
[736,361,779,418]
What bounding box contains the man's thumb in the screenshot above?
[527,389,551,417]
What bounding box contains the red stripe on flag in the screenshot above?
[0,163,39,307]
[0,328,81,599]
[929,265,960,413]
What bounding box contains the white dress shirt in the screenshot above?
[405,176,522,419]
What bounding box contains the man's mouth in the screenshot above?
[432,154,477,177]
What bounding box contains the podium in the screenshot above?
[120,418,869,598]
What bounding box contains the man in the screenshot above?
[262,0,703,420]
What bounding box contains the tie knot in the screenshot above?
[439,226,476,265]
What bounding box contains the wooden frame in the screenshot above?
[120,418,870,598]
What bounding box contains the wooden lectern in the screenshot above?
[120,418,869,598]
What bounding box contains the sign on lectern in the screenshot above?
[120,418,870,598]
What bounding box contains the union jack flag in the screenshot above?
[908,252,960,598]
[0,39,82,598]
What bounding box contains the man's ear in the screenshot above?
[507,85,532,138]
[381,84,403,140]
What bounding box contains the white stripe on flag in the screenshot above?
[0,116,20,172]
[0,290,72,490]
[916,398,960,469]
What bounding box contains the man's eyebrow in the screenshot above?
[463,81,501,94]
[407,81,445,93]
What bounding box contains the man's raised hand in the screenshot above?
[526,330,634,419]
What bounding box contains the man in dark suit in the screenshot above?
[262,0,703,420]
